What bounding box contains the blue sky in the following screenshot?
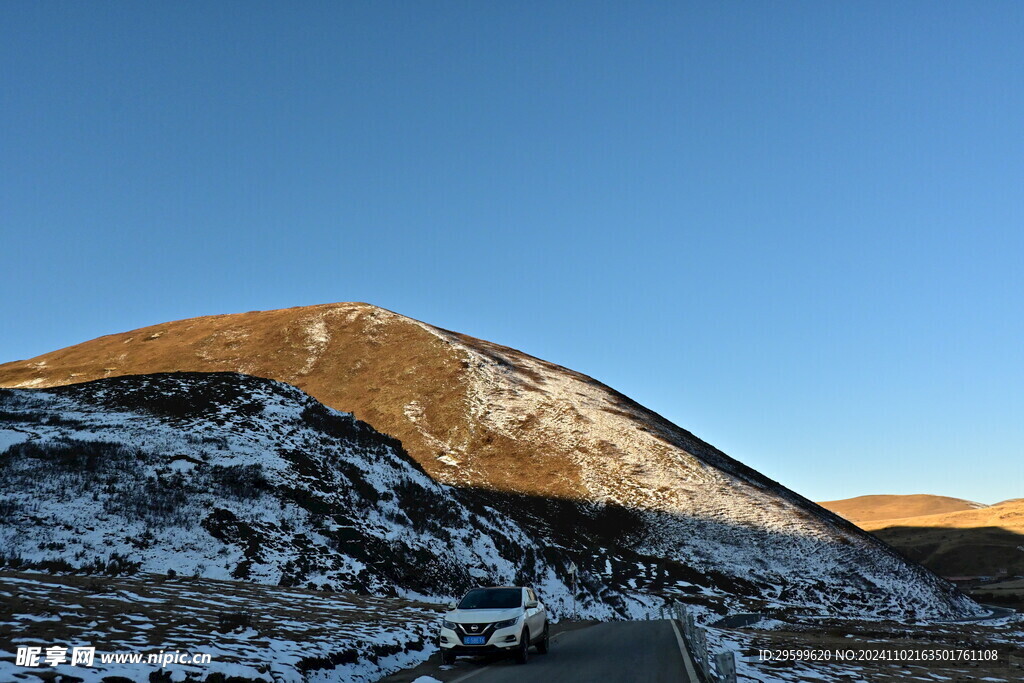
[2,2,1021,504]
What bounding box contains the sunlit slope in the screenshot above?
[858,499,1024,533]
[818,494,986,525]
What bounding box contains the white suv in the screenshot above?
[439,586,549,665]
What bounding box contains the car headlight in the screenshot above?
[493,616,521,629]
[442,619,458,630]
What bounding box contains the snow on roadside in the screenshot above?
[0,570,442,683]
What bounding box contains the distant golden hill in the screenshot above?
[818,494,986,525]
[821,496,1024,579]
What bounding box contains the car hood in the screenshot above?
[445,607,522,623]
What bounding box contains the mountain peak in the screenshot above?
[0,305,982,618]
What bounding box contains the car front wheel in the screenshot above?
[441,649,455,665]
[515,628,530,664]
[536,624,549,654]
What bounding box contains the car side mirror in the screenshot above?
[447,601,457,610]
[526,600,538,608]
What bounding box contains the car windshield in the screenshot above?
[457,588,522,610]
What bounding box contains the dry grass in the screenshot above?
[856,499,1024,534]
[818,494,985,524]
[864,501,1024,578]
[0,302,584,500]
[817,497,1024,579]
[0,569,442,681]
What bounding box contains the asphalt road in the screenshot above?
[957,603,1016,622]
[401,620,696,683]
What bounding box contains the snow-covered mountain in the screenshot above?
[0,373,631,618]
[0,303,982,619]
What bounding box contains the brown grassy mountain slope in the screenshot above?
[0,304,509,489]
[0,302,983,618]
[0,302,781,505]
[861,499,1024,578]
[818,494,986,525]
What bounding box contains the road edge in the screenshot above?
[669,618,701,682]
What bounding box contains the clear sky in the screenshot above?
[2,2,1021,504]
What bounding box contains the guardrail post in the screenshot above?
[715,651,737,683]
[695,627,709,678]
[671,602,711,681]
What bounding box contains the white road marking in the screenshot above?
[670,618,700,682]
